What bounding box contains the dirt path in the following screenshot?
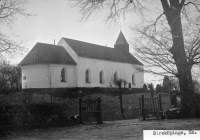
[5,118,200,140]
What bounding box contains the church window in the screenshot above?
[86,68,91,83]
[132,74,135,85]
[114,72,118,83]
[61,67,67,82]
[129,83,131,88]
[99,70,104,84]
[23,76,26,80]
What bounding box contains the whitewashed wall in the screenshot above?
[76,57,144,88]
[21,59,144,89]
[21,64,77,89]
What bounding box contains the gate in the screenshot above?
[79,97,102,124]
[139,94,162,120]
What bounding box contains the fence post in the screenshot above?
[97,96,102,124]
[79,97,82,124]
[141,95,146,120]
[152,97,156,116]
[159,94,162,111]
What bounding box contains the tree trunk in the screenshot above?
[161,0,195,115]
[169,14,194,94]
[161,0,194,94]
[119,87,125,119]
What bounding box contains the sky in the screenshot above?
[4,0,163,85]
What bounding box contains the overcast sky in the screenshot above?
[6,0,139,63]
[4,0,163,85]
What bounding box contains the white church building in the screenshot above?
[19,32,144,90]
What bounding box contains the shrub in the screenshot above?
[143,84,147,92]
[156,84,162,92]
[163,76,170,93]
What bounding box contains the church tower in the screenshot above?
[114,31,129,54]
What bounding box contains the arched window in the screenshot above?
[23,76,26,80]
[132,74,135,85]
[99,70,104,84]
[61,67,67,82]
[114,72,118,83]
[85,68,91,83]
[129,83,131,88]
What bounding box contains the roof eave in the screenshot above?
[19,62,77,67]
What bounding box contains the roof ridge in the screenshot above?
[36,42,62,46]
[62,37,112,48]
[62,37,143,65]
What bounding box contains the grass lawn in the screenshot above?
[5,118,200,140]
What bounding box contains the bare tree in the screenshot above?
[45,65,55,88]
[0,0,30,60]
[44,65,56,112]
[106,69,129,119]
[133,14,200,113]
[71,0,200,115]
[133,15,200,80]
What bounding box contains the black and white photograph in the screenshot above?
[0,0,200,139]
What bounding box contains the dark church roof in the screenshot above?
[18,43,77,66]
[63,37,143,65]
[19,32,143,66]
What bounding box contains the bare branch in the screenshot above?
[132,10,200,78]
[184,2,200,12]
[0,0,30,61]
[71,0,145,22]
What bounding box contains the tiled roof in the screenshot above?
[18,43,77,66]
[63,38,143,65]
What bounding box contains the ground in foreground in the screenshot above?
[5,118,200,140]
